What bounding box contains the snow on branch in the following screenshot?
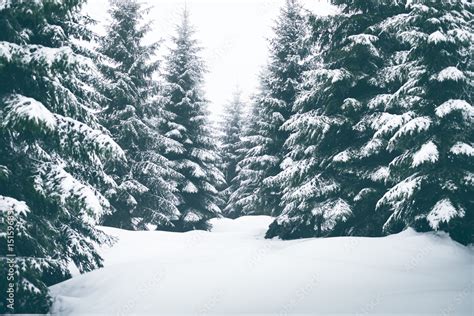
[3,95,57,132]
[388,116,432,150]
[119,180,149,195]
[450,142,474,157]
[431,66,466,82]
[191,148,219,162]
[284,175,339,203]
[0,195,29,217]
[377,175,423,212]
[371,112,415,138]
[370,166,390,182]
[0,195,30,239]
[411,141,439,168]
[183,211,203,223]
[435,99,473,122]
[427,198,464,230]
[34,164,110,225]
[311,198,352,232]
[183,181,199,194]
[57,116,125,160]
[344,34,380,57]
[358,138,384,158]
[332,150,352,163]
[427,31,449,45]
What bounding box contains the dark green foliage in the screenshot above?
[0,0,124,313]
[218,90,245,217]
[160,11,224,231]
[266,1,397,239]
[266,0,473,244]
[226,101,267,217]
[99,0,180,230]
[374,0,474,244]
[228,0,308,217]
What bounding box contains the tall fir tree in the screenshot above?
[0,0,124,313]
[317,0,411,237]
[229,0,308,217]
[218,90,245,217]
[374,0,473,244]
[226,99,268,217]
[99,0,180,230]
[267,0,473,244]
[266,0,407,239]
[160,10,224,231]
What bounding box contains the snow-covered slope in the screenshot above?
[50,216,473,315]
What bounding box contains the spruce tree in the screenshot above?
[160,10,224,231]
[218,90,245,217]
[99,0,180,230]
[229,0,308,217]
[267,0,473,243]
[375,0,473,244]
[321,0,410,237]
[266,0,406,239]
[0,0,124,313]
[226,100,268,217]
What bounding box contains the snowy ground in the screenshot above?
[50,216,473,315]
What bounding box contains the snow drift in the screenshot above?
[50,216,473,315]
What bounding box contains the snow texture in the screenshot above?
[57,116,125,160]
[412,141,439,167]
[119,180,149,195]
[372,112,414,138]
[427,199,464,230]
[0,41,17,62]
[4,95,57,131]
[36,165,109,225]
[428,30,448,44]
[312,198,352,232]
[0,195,29,216]
[183,211,202,223]
[370,166,390,182]
[359,138,384,157]
[388,116,431,149]
[345,34,380,57]
[433,66,466,82]
[183,181,199,194]
[377,175,422,211]
[50,216,474,315]
[435,99,474,121]
[332,150,351,162]
[0,196,29,239]
[450,142,474,157]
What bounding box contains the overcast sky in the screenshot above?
[84,0,336,119]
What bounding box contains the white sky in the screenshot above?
[84,0,336,119]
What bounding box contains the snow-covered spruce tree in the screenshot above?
[226,99,268,217]
[99,0,179,230]
[228,0,308,217]
[218,90,245,217]
[374,0,474,244]
[160,10,224,231]
[0,0,124,313]
[318,0,412,237]
[266,0,407,239]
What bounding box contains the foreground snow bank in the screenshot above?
[50,216,473,315]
